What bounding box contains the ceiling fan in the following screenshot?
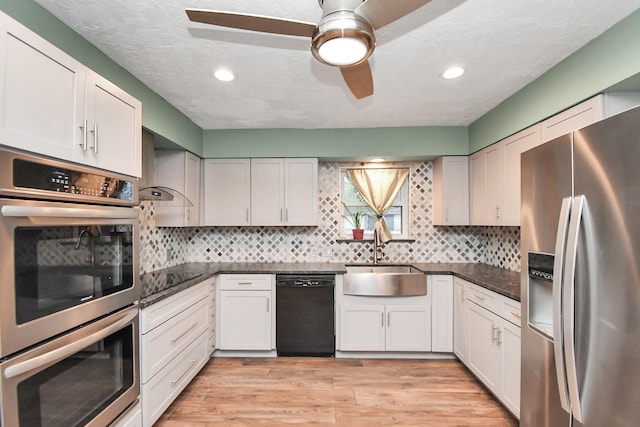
[186,0,433,99]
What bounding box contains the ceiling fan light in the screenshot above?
[318,37,368,66]
[311,10,375,67]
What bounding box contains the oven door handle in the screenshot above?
[1,205,138,219]
[3,310,137,380]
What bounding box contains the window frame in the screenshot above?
[340,167,410,240]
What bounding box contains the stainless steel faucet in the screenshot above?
[373,228,384,264]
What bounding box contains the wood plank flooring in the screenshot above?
[154,358,519,426]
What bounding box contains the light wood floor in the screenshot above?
[155,357,519,426]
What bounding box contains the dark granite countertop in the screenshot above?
[139,262,347,307]
[410,263,521,301]
[139,261,521,308]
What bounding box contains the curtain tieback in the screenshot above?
[376,215,383,219]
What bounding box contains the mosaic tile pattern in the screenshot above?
[138,161,522,274]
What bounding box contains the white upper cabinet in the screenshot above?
[251,158,318,226]
[540,93,640,144]
[470,124,541,226]
[500,124,541,226]
[540,95,603,144]
[155,150,201,227]
[205,158,318,227]
[0,12,141,177]
[84,72,141,177]
[203,158,251,226]
[432,156,469,226]
[284,158,318,226]
[469,151,486,225]
[251,158,285,226]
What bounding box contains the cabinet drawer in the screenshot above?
[142,331,209,427]
[218,274,272,290]
[501,298,522,326]
[140,281,209,333]
[141,297,208,384]
[466,284,498,312]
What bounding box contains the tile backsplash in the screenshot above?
[139,161,521,274]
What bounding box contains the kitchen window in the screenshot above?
[341,168,410,239]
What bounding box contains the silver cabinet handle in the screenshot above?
[246,208,249,224]
[552,196,572,413]
[511,311,521,319]
[497,328,503,345]
[491,324,498,342]
[563,195,585,422]
[238,282,253,285]
[381,312,384,327]
[171,359,196,385]
[171,322,198,343]
[280,209,283,222]
[79,119,88,150]
[387,312,391,327]
[473,294,485,301]
[445,208,449,223]
[285,208,288,223]
[89,123,98,154]
[266,298,270,313]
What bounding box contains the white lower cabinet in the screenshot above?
[430,275,454,352]
[216,274,275,352]
[453,278,469,362]
[339,299,431,352]
[140,279,213,427]
[456,279,521,419]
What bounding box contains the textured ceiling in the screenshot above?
[34,0,640,130]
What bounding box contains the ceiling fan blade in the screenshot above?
[186,8,316,38]
[354,0,432,30]
[340,61,373,99]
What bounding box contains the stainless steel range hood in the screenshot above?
[139,186,193,207]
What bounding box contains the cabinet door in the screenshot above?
[433,157,469,225]
[469,152,486,225]
[339,304,385,351]
[385,305,431,351]
[218,290,272,350]
[467,302,502,396]
[203,159,251,226]
[251,158,285,225]
[500,320,521,418]
[0,12,85,164]
[184,152,201,226]
[540,95,603,143]
[155,151,201,227]
[85,71,142,177]
[431,275,453,352]
[453,278,469,362]
[484,144,503,225]
[501,125,540,226]
[284,158,318,225]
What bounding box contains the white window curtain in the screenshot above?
[347,168,409,243]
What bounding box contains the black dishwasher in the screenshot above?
[276,274,335,357]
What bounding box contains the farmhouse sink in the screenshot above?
[343,264,426,297]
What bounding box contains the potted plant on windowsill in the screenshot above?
[343,204,365,240]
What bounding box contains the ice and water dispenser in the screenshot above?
[527,252,555,339]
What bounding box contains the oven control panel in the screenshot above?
[13,158,134,201]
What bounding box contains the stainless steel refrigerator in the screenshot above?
[520,105,640,427]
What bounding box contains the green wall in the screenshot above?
[469,9,640,153]
[0,0,203,156]
[202,127,468,160]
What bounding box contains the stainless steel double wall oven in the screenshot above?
[0,147,140,427]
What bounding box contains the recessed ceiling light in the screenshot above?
[214,68,235,82]
[443,66,464,79]
[370,158,385,163]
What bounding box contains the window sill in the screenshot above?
[336,238,416,243]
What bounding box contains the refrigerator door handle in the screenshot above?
[563,195,586,423]
[552,196,572,413]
